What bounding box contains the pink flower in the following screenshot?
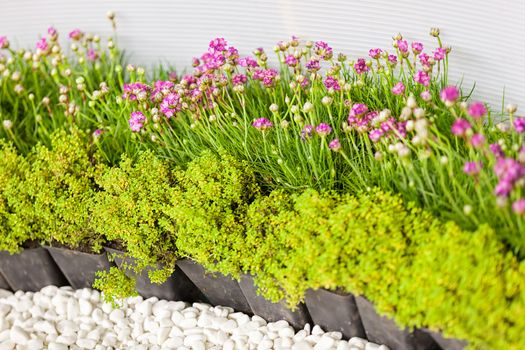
[314,41,333,60]
[316,123,332,136]
[252,118,273,131]
[160,93,182,118]
[47,27,58,38]
[350,103,369,118]
[122,83,150,101]
[354,58,369,74]
[368,48,382,59]
[129,111,146,132]
[463,161,482,176]
[369,129,384,142]
[490,143,505,158]
[285,54,298,67]
[329,139,341,151]
[151,80,174,101]
[413,70,430,86]
[191,57,200,67]
[36,38,49,51]
[418,53,431,66]
[387,54,398,65]
[209,38,228,53]
[513,117,525,133]
[468,102,487,119]
[397,40,409,53]
[0,36,8,49]
[451,118,471,136]
[470,133,485,148]
[306,58,320,71]
[238,56,258,68]
[411,42,424,54]
[69,29,83,41]
[495,180,513,197]
[433,47,446,61]
[391,82,405,95]
[92,129,104,137]
[253,68,278,87]
[301,124,314,139]
[440,86,460,104]
[232,74,247,85]
[513,198,525,215]
[420,90,432,101]
[87,49,98,61]
[324,76,340,91]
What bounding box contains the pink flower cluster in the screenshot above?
[252,118,273,131]
[129,111,146,132]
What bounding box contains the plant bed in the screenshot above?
[177,259,252,314]
[0,271,10,291]
[305,288,365,339]
[238,274,312,330]
[425,329,468,350]
[104,247,205,302]
[355,296,439,350]
[0,247,68,292]
[46,246,114,290]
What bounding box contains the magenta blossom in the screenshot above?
[490,143,505,158]
[252,118,273,131]
[349,103,369,118]
[208,38,228,53]
[468,102,487,119]
[329,139,341,151]
[463,161,482,176]
[513,117,525,133]
[387,54,398,65]
[369,129,384,143]
[69,29,83,41]
[306,58,321,71]
[433,47,446,61]
[354,58,369,74]
[129,111,146,132]
[418,53,431,66]
[420,90,432,101]
[301,125,314,139]
[368,48,382,59]
[253,68,278,87]
[413,70,430,86]
[36,38,49,51]
[391,82,405,95]
[440,86,460,104]
[92,129,104,138]
[397,40,408,53]
[150,80,174,101]
[316,123,332,136]
[47,27,58,38]
[87,49,98,61]
[324,76,340,91]
[160,93,182,118]
[285,54,298,67]
[0,36,8,49]
[314,41,333,59]
[451,118,471,136]
[513,199,525,215]
[122,82,150,101]
[411,42,424,54]
[470,133,485,148]
[232,74,247,85]
[238,56,258,68]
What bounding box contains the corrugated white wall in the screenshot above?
[1,0,524,109]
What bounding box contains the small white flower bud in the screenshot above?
[2,120,13,129]
[413,108,426,119]
[406,96,417,109]
[440,156,448,165]
[302,101,314,113]
[321,96,333,106]
[269,104,279,113]
[463,204,472,215]
[506,104,518,114]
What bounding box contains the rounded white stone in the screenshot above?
[48,342,68,350]
[79,299,93,316]
[10,326,29,345]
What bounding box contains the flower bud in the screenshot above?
[269,103,279,113]
[280,120,289,128]
[302,101,314,113]
[321,96,333,106]
[406,95,417,109]
[2,120,13,129]
[440,156,448,165]
[430,27,440,37]
[506,104,518,114]
[463,204,472,215]
[413,108,426,119]
[107,11,116,20]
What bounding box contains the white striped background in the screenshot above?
[1,0,524,110]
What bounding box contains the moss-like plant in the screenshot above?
[91,150,177,281]
[0,141,30,253]
[93,267,138,306]
[168,149,259,277]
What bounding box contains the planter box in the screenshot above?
[0,247,68,292]
[238,274,311,329]
[177,259,252,314]
[355,296,439,350]
[104,247,205,302]
[0,271,11,291]
[46,246,113,290]
[305,288,365,339]
[425,329,468,350]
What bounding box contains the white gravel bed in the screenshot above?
[0,287,388,350]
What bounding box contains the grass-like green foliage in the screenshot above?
[92,267,138,307]
[169,150,260,277]
[91,150,178,281]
